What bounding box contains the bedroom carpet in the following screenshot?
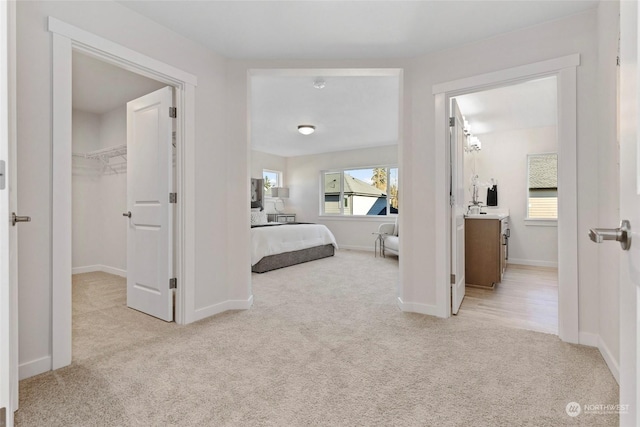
[16,250,618,426]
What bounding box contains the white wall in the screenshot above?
[98,106,127,273]
[463,126,558,267]
[286,145,398,250]
[71,110,102,269]
[406,10,602,333]
[17,0,230,376]
[72,107,127,275]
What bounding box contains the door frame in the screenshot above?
[1,0,18,421]
[432,54,580,343]
[49,17,197,369]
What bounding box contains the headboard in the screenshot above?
[251,178,264,211]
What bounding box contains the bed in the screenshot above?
[251,222,338,273]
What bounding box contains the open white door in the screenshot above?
[619,2,640,424]
[126,86,174,322]
[450,99,466,315]
[1,1,19,424]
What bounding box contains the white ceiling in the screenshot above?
[92,2,577,156]
[251,73,400,157]
[117,1,597,60]
[454,77,557,136]
[72,52,165,114]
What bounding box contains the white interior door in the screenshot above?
[450,99,466,315]
[1,1,18,424]
[126,86,174,322]
[619,2,640,424]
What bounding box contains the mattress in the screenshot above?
[250,223,338,270]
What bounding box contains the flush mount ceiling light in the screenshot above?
[313,78,326,89]
[298,125,316,135]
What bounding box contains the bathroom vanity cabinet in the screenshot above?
[465,217,509,288]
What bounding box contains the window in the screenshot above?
[527,153,557,219]
[321,166,399,216]
[263,169,282,195]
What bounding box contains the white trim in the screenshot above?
[432,54,579,95]
[579,331,599,347]
[507,258,558,268]
[19,356,52,381]
[433,55,580,344]
[49,18,197,371]
[338,245,375,252]
[524,219,558,227]
[47,18,197,86]
[598,337,620,385]
[71,265,127,277]
[397,297,442,317]
[192,296,254,323]
[319,216,396,222]
[434,92,449,320]
[51,33,73,371]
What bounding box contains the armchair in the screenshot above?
[378,216,399,257]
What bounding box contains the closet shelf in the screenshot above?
[73,144,127,175]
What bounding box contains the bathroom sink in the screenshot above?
[464,212,509,220]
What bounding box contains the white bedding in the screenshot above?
[250,223,338,266]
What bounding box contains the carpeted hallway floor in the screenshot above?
[16,250,618,426]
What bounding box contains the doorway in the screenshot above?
[247,68,402,294]
[49,18,197,370]
[451,78,559,335]
[433,54,580,343]
[71,52,176,361]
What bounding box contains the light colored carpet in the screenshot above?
[16,250,618,426]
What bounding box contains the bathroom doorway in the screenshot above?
[430,51,586,342]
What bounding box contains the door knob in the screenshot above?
[588,219,631,251]
[122,211,131,218]
[11,212,31,226]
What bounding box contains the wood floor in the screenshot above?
[458,263,558,335]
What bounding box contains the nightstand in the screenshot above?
[267,213,296,223]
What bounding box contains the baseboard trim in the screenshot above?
[19,355,51,380]
[578,331,599,347]
[192,295,254,322]
[338,245,373,252]
[72,265,126,277]
[507,258,558,268]
[598,337,620,385]
[397,297,442,317]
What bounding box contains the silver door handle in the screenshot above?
[589,219,631,251]
[122,211,131,218]
[11,212,31,226]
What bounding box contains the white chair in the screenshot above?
[378,216,399,257]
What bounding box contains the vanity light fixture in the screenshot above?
[298,125,316,135]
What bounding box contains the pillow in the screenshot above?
[250,210,268,226]
[393,216,399,236]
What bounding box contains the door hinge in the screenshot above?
[451,274,456,284]
[169,193,177,203]
[169,107,177,118]
[449,117,455,127]
[170,278,177,289]
[450,194,455,207]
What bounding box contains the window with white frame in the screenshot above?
[321,166,398,216]
[263,169,282,196]
[527,153,557,219]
